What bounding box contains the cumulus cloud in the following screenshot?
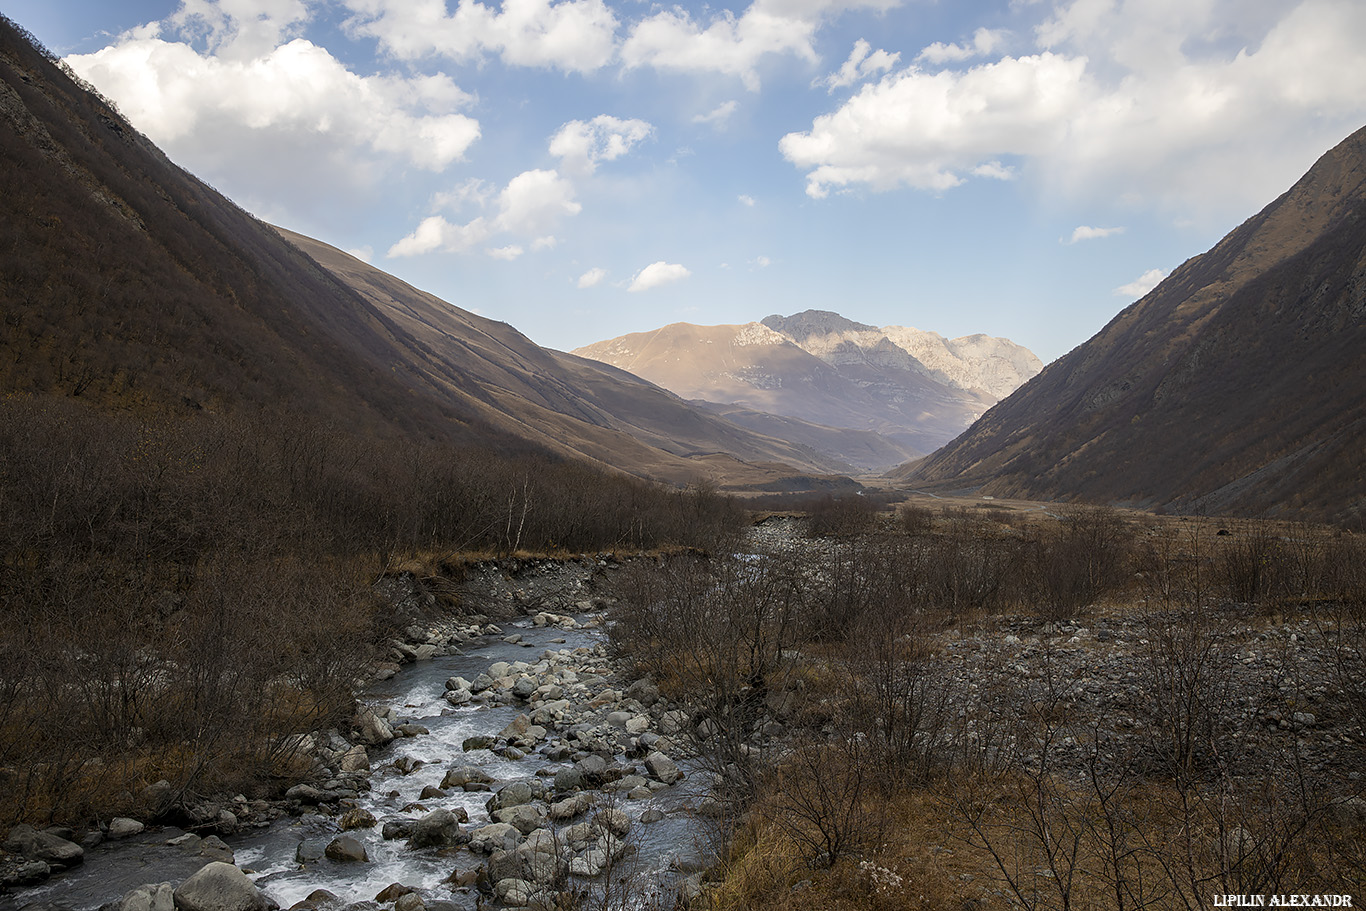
[1114,268,1168,298]
[549,115,654,176]
[628,261,691,292]
[343,0,619,73]
[389,168,580,257]
[487,245,524,260]
[69,37,479,170]
[916,27,1007,65]
[819,39,900,91]
[577,267,608,288]
[781,52,1087,197]
[621,5,818,91]
[738,194,757,206]
[1066,225,1125,244]
[780,1,1366,217]
[693,100,739,126]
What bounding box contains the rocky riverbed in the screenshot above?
[0,557,712,911]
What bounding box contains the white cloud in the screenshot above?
[389,168,580,257]
[916,27,1007,65]
[65,12,481,219]
[343,0,619,73]
[738,194,757,206]
[820,39,900,91]
[487,245,525,260]
[549,115,654,176]
[170,0,311,60]
[1066,225,1125,244]
[629,261,691,292]
[346,245,374,262]
[752,255,772,267]
[621,5,818,91]
[780,1,1366,218]
[1114,267,1168,298]
[577,267,608,288]
[693,100,740,127]
[781,52,1087,197]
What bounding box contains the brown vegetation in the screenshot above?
[608,507,1366,908]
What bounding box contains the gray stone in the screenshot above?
[406,809,465,849]
[354,706,395,746]
[112,882,175,911]
[440,765,494,790]
[394,894,425,911]
[494,804,546,835]
[107,818,145,840]
[172,862,269,911]
[644,751,682,785]
[468,822,524,855]
[339,745,371,773]
[486,781,534,813]
[3,825,84,871]
[324,835,368,862]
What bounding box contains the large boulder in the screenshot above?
[353,707,394,746]
[468,823,523,855]
[493,804,546,836]
[440,765,495,791]
[485,781,534,814]
[107,818,146,840]
[406,810,466,850]
[644,751,682,785]
[324,835,368,863]
[172,862,269,911]
[109,882,175,911]
[3,825,84,871]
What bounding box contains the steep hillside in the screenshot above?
[0,15,843,491]
[906,124,1366,525]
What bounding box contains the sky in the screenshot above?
[8,0,1366,364]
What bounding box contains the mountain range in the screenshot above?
[0,16,849,493]
[905,123,1366,526]
[574,313,1040,471]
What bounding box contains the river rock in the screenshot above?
[107,817,145,840]
[407,809,466,849]
[324,835,368,862]
[394,894,424,911]
[553,767,584,792]
[574,754,607,783]
[339,745,371,773]
[462,735,496,752]
[288,889,340,910]
[468,673,495,694]
[109,882,175,911]
[468,822,523,855]
[0,859,50,886]
[375,883,413,902]
[441,765,495,790]
[549,792,594,820]
[354,706,395,746]
[443,688,472,706]
[595,808,631,838]
[494,804,546,835]
[4,824,84,871]
[173,862,269,911]
[340,808,377,830]
[640,808,666,824]
[644,751,682,785]
[494,879,536,908]
[486,781,534,813]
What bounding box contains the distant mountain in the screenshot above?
[762,310,1041,400]
[574,315,1039,470]
[0,16,846,491]
[904,124,1366,526]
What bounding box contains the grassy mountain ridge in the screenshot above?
[0,14,844,490]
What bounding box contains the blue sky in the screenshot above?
[10,0,1366,363]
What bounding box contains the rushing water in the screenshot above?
[5,616,707,911]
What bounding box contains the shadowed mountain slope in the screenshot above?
[905,124,1366,525]
[0,16,844,490]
